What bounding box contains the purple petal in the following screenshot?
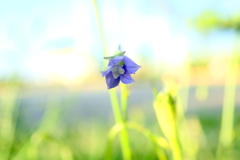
[101,66,112,77]
[123,56,141,74]
[108,56,124,66]
[120,71,134,84]
[106,72,120,89]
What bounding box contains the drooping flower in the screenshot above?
[101,51,141,89]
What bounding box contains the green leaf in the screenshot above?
[104,51,126,59]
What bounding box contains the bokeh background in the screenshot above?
[0,0,240,159]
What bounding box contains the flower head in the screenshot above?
[101,51,141,89]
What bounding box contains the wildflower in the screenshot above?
[101,51,140,89]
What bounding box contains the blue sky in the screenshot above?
[0,0,240,81]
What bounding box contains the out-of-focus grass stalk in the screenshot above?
[105,122,168,160]
[195,64,208,101]
[0,83,19,160]
[176,95,198,160]
[177,61,198,160]
[92,1,131,159]
[195,85,208,101]
[13,96,70,160]
[27,98,62,159]
[180,60,191,111]
[217,53,239,157]
[154,89,182,160]
[127,122,168,160]
[105,123,124,159]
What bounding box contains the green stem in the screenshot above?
[169,138,181,160]
[108,87,132,160]
[120,84,131,160]
[127,122,168,160]
[119,126,131,160]
[92,0,108,57]
[109,89,122,122]
[106,87,131,160]
[108,86,131,160]
[217,54,238,156]
[92,1,131,159]
[105,122,168,160]
[0,85,18,160]
[121,84,128,121]
[177,94,198,160]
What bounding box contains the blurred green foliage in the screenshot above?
[1,85,240,160]
[194,10,240,32]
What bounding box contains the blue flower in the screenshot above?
[101,52,141,89]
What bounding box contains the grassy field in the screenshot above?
[0,82,240,160]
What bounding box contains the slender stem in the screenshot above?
[119,127,131,160]
[0,84,18,160]
[180,60,191,111]
[178,61,198,160]
[176,94,199,160]
[107,87,132,160]
[121,84,128,121]
[169,138,181,160]
[92,1,131,159]
[105,122,168,160]
[120,84,131,160]
[108,86,132,160]
[217,54,238,157]
[217,35,239,159]
[109,89,121,122]
[127,122,168,160]
[92,0,108,57]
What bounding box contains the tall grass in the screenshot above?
[0,81,19,160]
